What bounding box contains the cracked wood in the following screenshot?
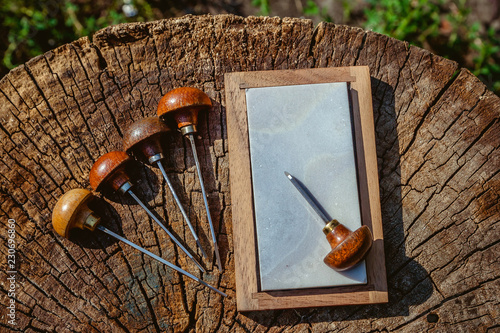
[0,14,498,333]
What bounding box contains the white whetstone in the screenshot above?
[245,82,367,291]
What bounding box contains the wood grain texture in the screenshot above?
[0,14,497,332]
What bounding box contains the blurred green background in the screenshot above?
[1,0,499,93]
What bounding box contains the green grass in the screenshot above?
[1,0,154,76]
[1,0,498,94]
[363,0,500,93]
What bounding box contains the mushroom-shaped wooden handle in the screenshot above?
[322,220,373,271]
[157,87,212,134]
[89,151,132,193]
[52,189,100,238]
[123,117,170,163]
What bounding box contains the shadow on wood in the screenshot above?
[68,198,122,249]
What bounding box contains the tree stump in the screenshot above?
[0,14,498,332]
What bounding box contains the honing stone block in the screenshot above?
[246,82,367,291]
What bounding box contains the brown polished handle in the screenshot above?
[89,151,133,192]
[52,189,101,238]
[122,117,170,162]
[157,87,212,133]
[323,221,373,271]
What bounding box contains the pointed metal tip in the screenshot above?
[212,242,223,272]
[197,239,208,259]
[194,257,206,273]
[284,171,292,179]
[199,279,227,297]
[215,251,223,272]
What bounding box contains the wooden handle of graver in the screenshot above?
[135,134,164,161]
[323,224,373,271]
[89,151,132,192]
[123,117,170,160]
[157,87,212,129]
[52,189,101,238]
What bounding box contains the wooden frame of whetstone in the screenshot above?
[225,66,388,311]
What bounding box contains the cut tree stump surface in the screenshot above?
[0,14,498,332]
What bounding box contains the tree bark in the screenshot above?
[0,14,498,332]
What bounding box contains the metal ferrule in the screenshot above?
[148,153,164,164]
[181,125,197,136]
[84,213,101,231]
[323,219,340,235]
[118,181,133,195]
